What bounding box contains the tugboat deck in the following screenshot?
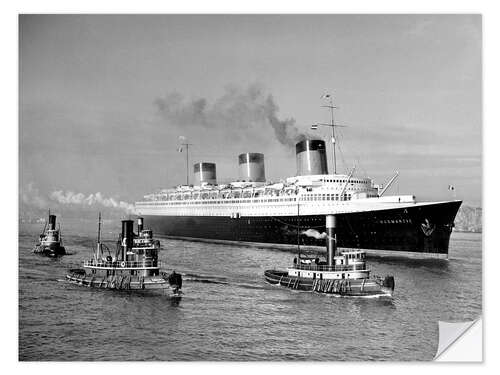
[83,260,167,270]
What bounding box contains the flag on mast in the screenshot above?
[448,185,455,191]
[178,135,186,152]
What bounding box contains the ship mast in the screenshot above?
[97,212,101,244]
[95,212,102,261]
[325,95,337,174]
[179,140,193,186]
[311,94,346,175]
[185,143,190,185]
[296,201,301,261]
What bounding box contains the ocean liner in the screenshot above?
[135,103,462,256]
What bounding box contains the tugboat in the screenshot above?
[66,214,182,298]
[33,211,66,257]
[264,214,395,297]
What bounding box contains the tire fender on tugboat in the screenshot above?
[383,276,395,290]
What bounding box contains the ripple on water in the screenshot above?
[19,223,482,361]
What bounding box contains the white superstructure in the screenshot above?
[135,173,424,218]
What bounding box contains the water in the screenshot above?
[19,219,482,361]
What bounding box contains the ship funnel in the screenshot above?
[48,215,57,231]
[137,217,144,233]
[121,220,134,260]
[296,139,328,176]
[194,162,217,185]
[238,153,266,182]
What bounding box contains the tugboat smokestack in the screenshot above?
[48,215,57,231]
[121,220,134,261]
[137,217,144,233]
[326,215,337,267]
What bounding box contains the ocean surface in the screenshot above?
[19,219,482,361]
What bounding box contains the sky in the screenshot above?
[19,14,482,213]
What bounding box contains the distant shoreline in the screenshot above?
[453,229,482,234]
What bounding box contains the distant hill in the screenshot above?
[454,205,482,233]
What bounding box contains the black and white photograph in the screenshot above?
[17,13,483,362]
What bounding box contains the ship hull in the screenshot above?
[143,200,462,255]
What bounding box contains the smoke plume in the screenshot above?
[154,84,309,148]
[49,191,135,213]
[301,229,327,240]
[20,182,135,216]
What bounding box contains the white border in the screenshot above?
[5,0,497,373]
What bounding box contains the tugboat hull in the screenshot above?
[33,243,66,257]
[66,269,181,298]
[264,270,394,297]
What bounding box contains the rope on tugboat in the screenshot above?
[312,279,341,293]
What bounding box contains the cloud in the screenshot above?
[20,182,49,209]
[20,182,135,216]
[49,190,135,213]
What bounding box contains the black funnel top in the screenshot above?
[48,215,56,230]
[295,139,326,154]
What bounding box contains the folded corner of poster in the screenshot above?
[434,316,482,362]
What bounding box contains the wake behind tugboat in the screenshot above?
[66,214,182,299]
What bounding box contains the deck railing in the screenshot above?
[84,260,161,269]
[291,264,371,272]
